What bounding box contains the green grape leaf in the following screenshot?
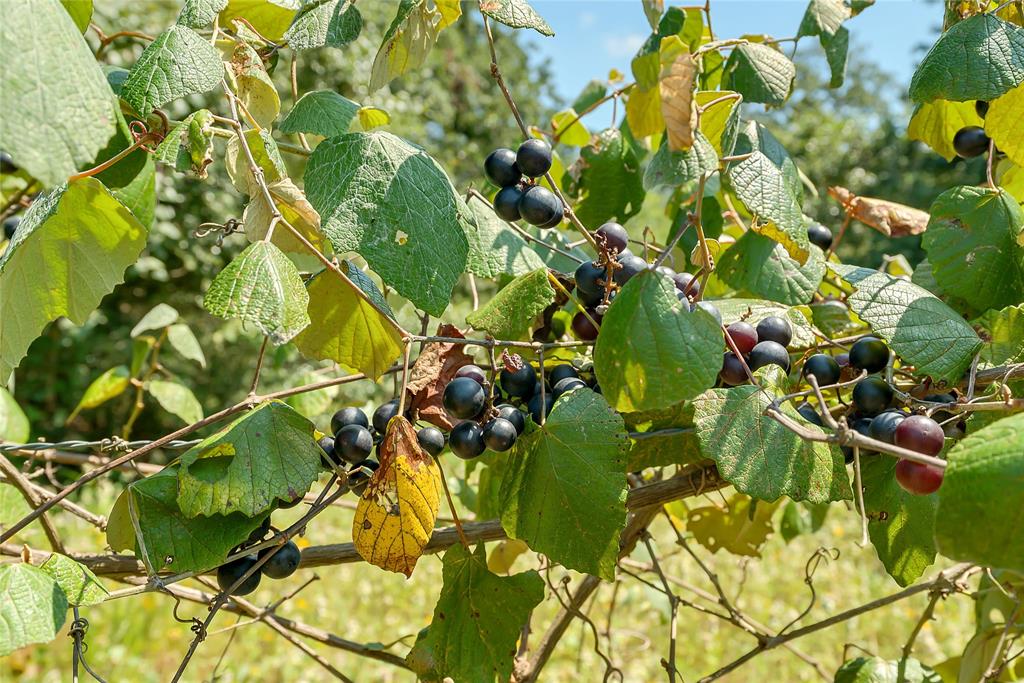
[717,232,825,305]
[688,495,781,557]
[829,263,983,383]
[694,90,741,156]
[797,0,849,38]
[0,564,67,657]
[224,41,279,128]
[203,241,311,344]
[861,456,937,587]
[909,14,1024,104]
[279,90,360,138]
[155,109,215,178]
[722,43,795,106]
[304,131,469,316]
[292,264,404,380]
[68,366,131,421]
[112,156,156,229]
[39,554,107,607]
[973,304,1024,366]
[284,0,362,50]
[0,387,29,443]
[498,390,628,580]
[146,379,203,425]
[594,270,723,413]
[60,0,93,32]
[121,25,223,115]
[480,0,553,36]
[923,186,1024,313]
[177,0,228,28]
[465,268,554,341]
[0,0,116,187]
[177,401,322,518]
[642,132,718,190]
[564,128,645,228]
[107,467,268,574]
[573,79,607,112]
[226,129,286,193]
[551,108,591,147]
[368,0,440,93]
[835,657,940,683]
[0,178,146,385]
[936,412,1024,572]
[908,100,984,161]
[131,303,180,337]
[219,0,300,42]
[726,121,808,264]
[821,25,849,88]
[130,338,153,376]
[779,500,829,542]
[713,298,817,347]
[628,428,703,470]
[406,544,544,682]
[463,195,546,279]
[693,385,852,504]
[167,323,207,368]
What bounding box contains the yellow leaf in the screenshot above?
[243,177,325,254]
[664,499,689,526]
[219,0,297,42]
[688,494,781,557]
[695,90,740,156]
[434,0,462,29]
[660,51,698,152]
[998,162,1024,204]
[487,538,529,574]
[986,83,1024,166]
[550,109,590,146]
[226,42,280,129]
[608,68,625,83]
[908,99,983,161]
[352,416,442,576]
[625,84,664,139]
[355,106,391,131]
[368,1,440,93]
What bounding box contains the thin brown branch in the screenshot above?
[0,452,64,552]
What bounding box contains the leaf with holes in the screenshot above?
[465,268,554,341]
[830,263,982,383]
[353,416,442,576]
[304,131,469,316]
[121,25,223,115]
[498,390,628,580]
[203,241,311,344]
[594,270,723,413]
[406,544,544,681]
[0,563,67,657]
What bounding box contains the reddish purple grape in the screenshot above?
[894,415,945,456]
[454,364,487,385]
[895,459,944,495]
[571,310,601,341]
[725,322,758,355]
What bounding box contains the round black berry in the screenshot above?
[454,364,487,385]
[673,272,699,297]
[0,151,16,174]
[868,409,906,444]
[527,392,554,424]
[692,300,722,325]
[842,417,875,462]
[331,407,368,436]
[516,139,553,178]
[335,425,374,465]
[518,185,562,226]
[494,186,524,221]
[571,310,601,341]
[552,376,587,399]
[807,222,833,251]
[500,361,537,399]
[482,417,518,452]
[372,400,400,435]
[538,211,563,229]
[719,352,748,386]
[574,260,606,297]
[449,421,486,459]
[953,126,990,159]
[246,515,271,544]
[595,222,628,254]
[548,364,579,386]
[749,341,791,373]
[3,216,19,241]
[756,316,792,347]
[318,436,337,467]
[417,426,446,456]
[796,403,824,427]
[217,555,262,595]
[614,253,647,285]
[348,459,379,496]
[259,541,301,580]
[849,337,890,374]
[851,376,894,417]
[443,377,486,419]
[975,100,989,118]
[497,404,526,435]
[803,354,841,386]
[485,148,521,187]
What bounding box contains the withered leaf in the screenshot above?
[405,323,473,429]
[829,186,930,238]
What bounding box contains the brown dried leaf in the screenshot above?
[405,323,473,429]
[828,186,930,238]
[660,52,698,152]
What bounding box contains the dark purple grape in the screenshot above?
[803,354,840,386]
[756,316,792,347]
[748,341,791,373]
[454,364,487,385]
[849,337,890,374]
[595,222,628,254]
[516,139,553,178]
[719,352,748,386]
[484,148,521,187]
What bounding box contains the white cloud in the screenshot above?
[602,33,646,59]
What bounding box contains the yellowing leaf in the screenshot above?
[352,416,442,576]
[219,0,298,42]
[243,177,325,254]
[688,495,781,557]
[625,84,664,139]
[695,90,740,156]
[225,41,280,129]
[355,106,390,131]
[660,51,698,151]
[550,109,590,146]
[908,99,983,161]
[986,83,1024,166]
[999,162,1024,204]
[434,0,462,29]
[487,538,529,574]
[368,0,440,93]
[68,366,131,422]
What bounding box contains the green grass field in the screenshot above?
[1,476,974,682]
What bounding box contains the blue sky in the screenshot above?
[521,1,942,114]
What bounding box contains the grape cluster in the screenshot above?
[485,140,563,227]
[720,316,794,385]
[216,514,303,595]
